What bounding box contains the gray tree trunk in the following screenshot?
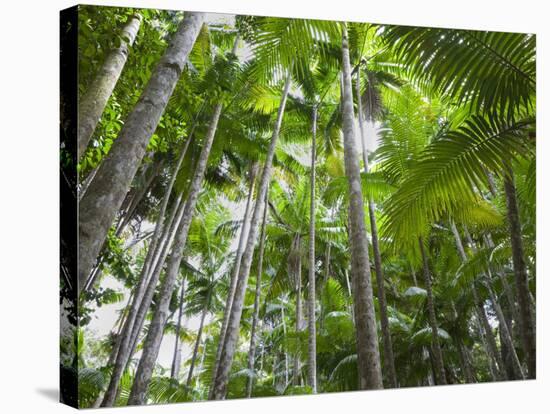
[457,340,476,383]
[503,172,536,378]
[418,237,446,385]
[292,234,303,386]
[126,195,186,359]
[246,193,268,398]
[211,162,258,383]
[186,304,208,386]
[306,106,317,393]
[78,14,142,159]
[485,277,525,379]
[340,25,383,390]
[474,290,506,380]
[128,102,223,405]
[355,70,397,388]
[210,66,293,400]
[78,12,205,294]
[171,281,186,379]
[100,131,192,407]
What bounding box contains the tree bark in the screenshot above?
[126,195,186,360]
[340,25,383,390]
[418,237,446,385]
[457,340,476,383]
[246,193,268,397]
[212,162,258,383]
[306,106,317,393]
[78,12,205,295]
[78,14,142,159]
[503,172,536,378]
[127,102,223,405]
[210,66,293,400]
[100,132,191,406]
[485,277,525,379]
[292,234,303,386]
[356,70,397,388]
[171,281,186,380]
[186,303,208,386]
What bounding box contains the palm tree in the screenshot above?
[340,23,383,390]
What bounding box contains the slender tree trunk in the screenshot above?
[79,12,205,294]
[503,172,536,378]
[78,14,142,159]
[355,70,397,388]
[418,237,446,385]
[171,281,186,380]
[128,101,223,405]
[246,193,268,398]
[456,340,476,383]
[292,234,303,386]
[126,195,186,359]
[450,221,508,382]
[340,25,383,390]
[100,134,190,406]
[481,233,520,330]
[210,65,293,400]
[485,275,525,379]
[306,106,317,393]
[115,157,161,237]
[319,241,331,331]
[187,304,208,386]
[281,307,290,387]
[196,337,208,390]
[474,316,498,381]
[459,226,524,380]
[410,265,418,286]
[212,162,258,383]
[474,291,506,380]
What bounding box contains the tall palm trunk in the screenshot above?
[474,316,499,381]
[482,233,520,327]
[292,234,303,386]
[187,303,209,386]
[281,307,290,387]
[340,24,383,390]
[78,12,205,294]
[503,172,536,378]
[355,70,397,388]
[246,193,268,398]
[101,133,191,407]
[210,66,293,400]
[418,237,446,385]
[127,102,223,406]
[171,281,186,379]
[212,162,258,382]
[78,14,142,159]
[126,195,186,359]
[456,340,476,383]
[485,276,525,379]
[474,291,506,380]
[306,106,317,393]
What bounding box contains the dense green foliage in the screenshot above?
[61,5,536,407]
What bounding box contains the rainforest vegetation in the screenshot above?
[60,6,536,407]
